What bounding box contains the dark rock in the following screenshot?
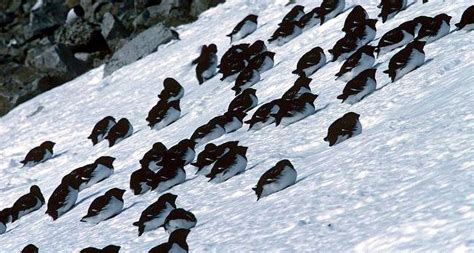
[101,12,129,41]
[104,22,178,76]
[55,19,111,54]
[26,3,67,42]
[0,12,15,27]
[190,0,224,17]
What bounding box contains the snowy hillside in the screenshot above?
[1,0,473,251]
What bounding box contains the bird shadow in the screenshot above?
[51,151,68,159]
[76,191,102,206]
[122,201,141,212]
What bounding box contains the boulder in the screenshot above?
[104,22,178,76]
[101,12,129,41]
[190,0,224,17]
[55,19,111,54]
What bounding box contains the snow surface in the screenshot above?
[1,0,473,252]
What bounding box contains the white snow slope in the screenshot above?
[0,0,473,252]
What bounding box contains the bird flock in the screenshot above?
[1,1,473,252]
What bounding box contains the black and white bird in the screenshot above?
[227,14,258,43]
[299,7,321,30]
[207,146,248,183]
[196,44,218,84]
[0,208,12,234]
[88,116,116,145]
[21,244,39,253]
[246,40,267,59]
[192,143,219,176]
[324,112,362,146]
[375,20,419,57]
[232,66,261,95]
[11,185,45,222]
[65,5,85,25]
[245,99,283,130]
[105,118,133,147]
[329,35,360,62]
[158,78,184,102]
[20,141,55,167]
[219,56,247,82]
[248,51,275,73]
[456,5,474,31]
[220,110,247,133]
[164,208,197,234]
[46,174,81,220]
[351,18,378,46]
[336,45,376,81]
[378,0,407,23]
[190,118,226,146]
[268,21,303,46]
[149,229,190,253]
[133,193,177,236]
[416,14,452,43]
[227,88,258,113]
[140,142,167,172]
[279,5,305,25]
[152,161,186,193]
[166,139,196,166]
[337,68,377,104]
[130,167,156,195]
[342,5,368,33]
[81,188,125,224]
[79,245,121,253]
[274,93,318,126]
[282,76,312,100]
[320,0,346,24]
[146,99,181,130]
[384,40,426,82]
[292,47,326,77]
[253,159,297,200]
[67,156,116,191]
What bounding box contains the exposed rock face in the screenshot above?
[0,0,225,116]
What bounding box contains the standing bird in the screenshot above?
[105,118,133,147]
[273,93,318,126]
[80,188,125,224]
[146,100,181,130]
[133,193,177,236]
[337,68,377,104]
[67,156,116,191]
[11,185,45,222]
[320,0,346,24]
[196,44,218,85]
[80,245,121,253]
[324,112,362,146]
[336,45,376,81]
[158,78,184,102]
[292,47,326,77]
[416,14,452,43]
[88,116,116,145]
[384,40,425,82]
[46,175,81,220]
[228,88,258,113]
[227,14,258,43]
[149,229,190,253]
[164,209,197,234]
[207,146,248,183]
[378,0,407,23]
[253,159,297,200]
[456,5,474,31]
[20,141,55,167]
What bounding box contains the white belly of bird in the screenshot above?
[155,169,186,193]
[272,27,302,46]
[338,53,375,81]
[324,0,345,20]
[148,160,163,173]
[17,198,43,220]
[303,54,326,76]
[96,133,105,143]
[202,58,218,80]
[224,117,243,133]
[195,126,225,145]
[169,244,187,253]
[358,26,376,46]
[239,71,261,92]
[249,117,275,131]
[333,121,362,146]
[183,148,195,165]
[210,155,247,183]
[394,49,425,81]
[152,107,181,130]
[79,165,113,191]
[280,103,316,126]
[258,57,274,73]
[378,30,414,56]
[232,21,258,42]
[139,182,152,194]
[343,78,377,105]
[196,163,214,176]
[41,150,53,163]
[0,222,5,234]
[260,166,297,198]
[462,23,474,31]
[165,218,197,234]
[303,16,320,31]
[83,197,123,224]
[142,204,174,232]
[420,21,450,44]
[57,187,78,217]
[167,89,184,102]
